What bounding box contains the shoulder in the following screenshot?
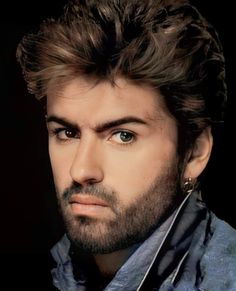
[198,214,236,291]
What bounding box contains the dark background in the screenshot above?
[0,1,235,289]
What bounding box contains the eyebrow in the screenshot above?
[46,115,148,132]
[95,116,148,132]
[46,116,77,129]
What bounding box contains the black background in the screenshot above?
[0,1,235,289]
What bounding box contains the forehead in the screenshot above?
[46,77,172,122]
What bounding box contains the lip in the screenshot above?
[69,195,108,207]
[68,195,109,217]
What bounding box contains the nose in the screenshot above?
[69,136,104,187]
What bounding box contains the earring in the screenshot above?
[183,177,195,194]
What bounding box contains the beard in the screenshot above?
[56,162,183,254]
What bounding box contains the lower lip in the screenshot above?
[69,203,109,217]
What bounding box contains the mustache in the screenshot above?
[62,182,118,206]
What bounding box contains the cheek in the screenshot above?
[103,142,177,205]
[49,144,74,190]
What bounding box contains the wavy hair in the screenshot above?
[16,0,227,155]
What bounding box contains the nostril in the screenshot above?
[69,141,104,185]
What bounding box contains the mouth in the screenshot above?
[68,195,109,217]
[69,195,109,206]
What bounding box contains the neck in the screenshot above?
[93,246,137,278]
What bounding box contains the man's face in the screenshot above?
[46,78,181,254]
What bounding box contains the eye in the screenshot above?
[52,128,79,141]
[110,131,135,145]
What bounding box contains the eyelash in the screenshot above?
[50,127,137,146]
[110,130,136,146]
[51,127,78,141]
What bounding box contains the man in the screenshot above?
[16,0,236,290]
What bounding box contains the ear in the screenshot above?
[183,127,213,180]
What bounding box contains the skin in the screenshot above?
[46,77,212,278]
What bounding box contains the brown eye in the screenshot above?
[64,129,77,138]
[52,128,79,141]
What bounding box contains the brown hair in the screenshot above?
[16,0,226,155]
